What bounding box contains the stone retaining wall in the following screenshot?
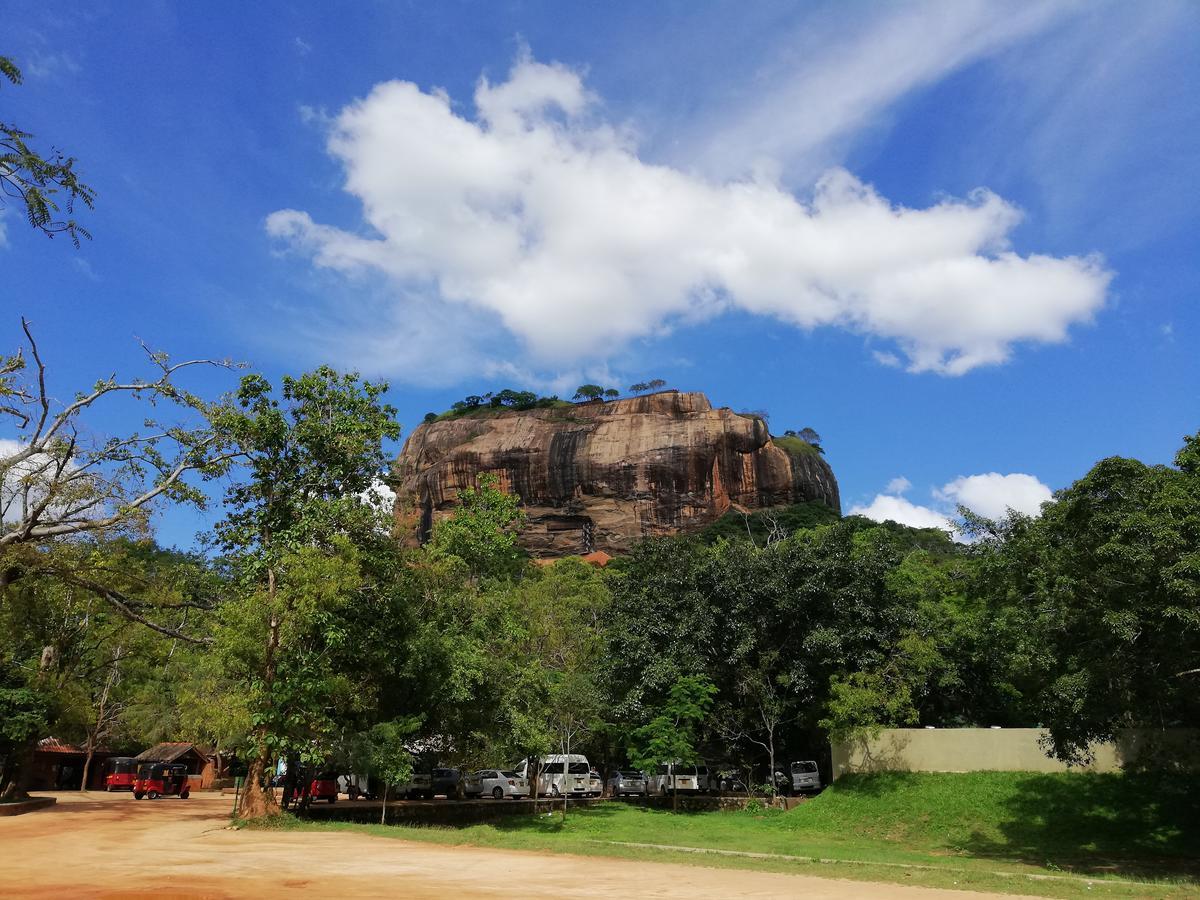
[0,796,57,816]
[297,794,774,826]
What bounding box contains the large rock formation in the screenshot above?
[391,391,839,557]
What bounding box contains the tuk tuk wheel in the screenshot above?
[133,792,143,800]
[180,791,190,800]
[147,790,160,800]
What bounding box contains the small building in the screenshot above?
[134,742,216,790]
[29,737,112,790]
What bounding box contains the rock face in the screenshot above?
[391,391,840,557]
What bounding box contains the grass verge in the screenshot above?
[246,772,1199,899]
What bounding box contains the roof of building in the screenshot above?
[134,742,209,764]
[37,737,84,754]
[580,550,613,567]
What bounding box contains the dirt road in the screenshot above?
[0,792,1024,899]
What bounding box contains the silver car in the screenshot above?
[607,770,648,797]
[463,769,529,800]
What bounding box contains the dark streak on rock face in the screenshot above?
[390,391,840,557]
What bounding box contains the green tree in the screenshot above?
[429,473,525,580]
[969,433,1200,765]
[628,382,648,394]
[1,56,95,245]
[573,384,604,402]
[206,367,400,818]
[630,675,716,811]
[365,717,418,824]
[603,388,619,400]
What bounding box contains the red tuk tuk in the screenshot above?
[291,771,338,804]
[105,757,137,791]
[132,762,191,800]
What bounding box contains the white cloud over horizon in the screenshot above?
[850,471,1054,535]
[268,52,1111,383]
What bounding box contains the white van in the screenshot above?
[788,760,822,793]
[514,754,597,798]
[648,761,702,796]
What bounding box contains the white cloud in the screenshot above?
[687,0,1080,183]
[849,494,952,531]
[268,52,1110,381]
[851,471,1053,535]
[936,472,1053,520]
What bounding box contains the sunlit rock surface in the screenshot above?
[391,391,840,557]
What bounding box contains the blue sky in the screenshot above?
[3,0,1198,547]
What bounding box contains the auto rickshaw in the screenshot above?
[105,757,137,791]
[132,762,191,800]
[287,770,338,805]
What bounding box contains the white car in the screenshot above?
[463,769,529,800]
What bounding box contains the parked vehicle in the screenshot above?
[430,767,462,799]
[696,763,714,793]
[788,760,822,793]
[606,770,648,797]
[587,768,603,797]
[403,772,433,800]
[648,762,701,796]
[514,754,594,798]
[105,757,137,791]
[715,770,748,793]
[463,769,529,800]
[340,774,375,800]
[296,771,339,804]
[132,762,190,800]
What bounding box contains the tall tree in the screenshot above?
[207,367,399,818]
[968,432,1200,764]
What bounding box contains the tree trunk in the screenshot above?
[0,738,35,801]
[81,747,95,793]
[238,567,282,820]
[380,783,388,825]
[767,726,777,798]
[237,743,279,818]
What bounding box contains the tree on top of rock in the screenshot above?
[573,384,605,402]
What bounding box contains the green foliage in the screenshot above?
[629,675,717,775]
[966,431,1200,764]
[699,501,839,544]
[436,389,569,421]
[0,661,48,754]
[1,56,95,246]
[774,434,821,457]
[573,384,605,401]
[429,473,526,579]
[365,717,418,791]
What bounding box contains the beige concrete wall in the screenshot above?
[831,728,1198,779]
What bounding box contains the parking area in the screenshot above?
[0,791,1021,899]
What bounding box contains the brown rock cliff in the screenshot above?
[390,391,840,556]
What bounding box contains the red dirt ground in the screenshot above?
[0,791,1028,899]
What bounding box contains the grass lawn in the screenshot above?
[253,772,1199,899]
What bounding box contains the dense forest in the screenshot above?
[2,330,1196,816]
